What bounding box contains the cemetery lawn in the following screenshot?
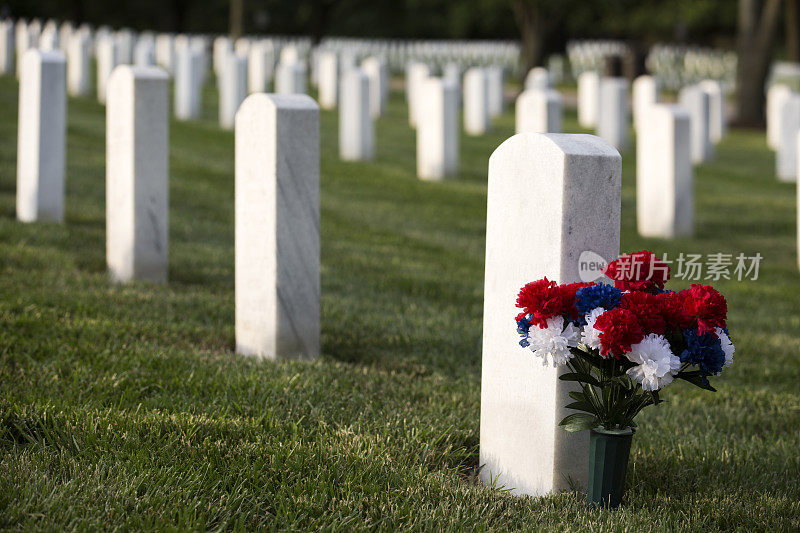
[1,74,799,531]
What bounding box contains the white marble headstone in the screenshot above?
[17,49,66,223]
[481,132,621,496]
[637,104,693,238]
[417,77,458,180]
[235,93,320,360]
[106,65,170,283]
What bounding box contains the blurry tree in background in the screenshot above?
[735,0,782,126]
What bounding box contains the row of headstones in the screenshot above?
[0,18,312,122]
[9,48,648,494]
[17,41,800,501]
[575,71,730,239]
[15,49,319,358]
[316,36,521,76]
[567,39,737,92]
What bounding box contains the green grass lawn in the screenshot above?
[1,72,799,531]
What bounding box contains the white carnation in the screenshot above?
[716,327,735,368]
[624,334,682,391]
[581,307,606,351]
[527,316,579,367]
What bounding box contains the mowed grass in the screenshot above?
[0,69,799,531]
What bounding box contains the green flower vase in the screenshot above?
[587,427,634,509]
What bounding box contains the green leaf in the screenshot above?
[559,372,601,387]
[558,413,600,432]
[675,370,717,392]
[568,390,587,402]
[564,400,598,415]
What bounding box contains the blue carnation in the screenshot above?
[517,313,533,347]
[575,283,622,314]
[680,328,726,382]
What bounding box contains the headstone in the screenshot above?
[96,37,119,104]
[767,84,792,150]
[632,75,658,133]
[155,34,175,74]
[577,71,599,128]
[279,44,299,65]
[679,85,713,164]
[16,50,66,223]
[213,36,232,77]
[637,104,693,238]
[481,132,621,496]
[115,30,134,65]
[0,20,14,75]
[234,37,250,58]
[339,68,374,161]
[524,67,551,91]
[219,53,248,130]
[417,77,458,180]
[597,77,629,151]
[275,60,306,95]
[58,22,72,55]
[407,62,430,127]
[175,48,202,120]
[39,23,58,51]
[361,56,388,118]
[67,31,91,96]
[486,66,504,118]
[515,89,562,134]
[317,51,338,109]
[134,39,156,67]
[106,66,169,283]
[235,93,320,360]
[443,62,462,106]
[464,67,490,136]
[248,40,273,93]
[699,79,726,143]
[777,94,800,182]
[15,21,34,78]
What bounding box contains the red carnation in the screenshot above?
[604,250,670,293]
[657,290,694,331]
[515,278,567,328]
[619,291,666,335]
[593,307,645,358]
[684,284,727,335]
[559,282,593,321]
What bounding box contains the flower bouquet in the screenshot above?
[514,251,734,508]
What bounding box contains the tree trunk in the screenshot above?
[787,0,800,62]
[511,0,545,75]
[229,0,244,39]
[734,0,783,127]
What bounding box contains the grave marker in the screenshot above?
[481,132,621,496]
[235,94,320,360]
[16,50,66,223]
[106,66,169,283]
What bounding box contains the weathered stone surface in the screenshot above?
[235,94,320,360]
[481,132,621,496]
